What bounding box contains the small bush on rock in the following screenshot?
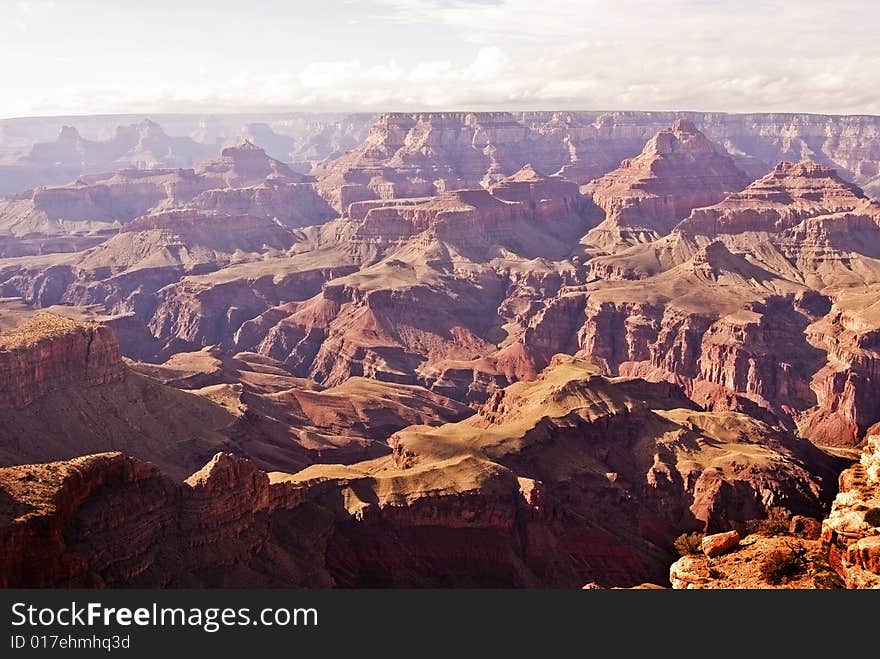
[674,532,704,556]
[760,546,804,584]
[747,507,792,536]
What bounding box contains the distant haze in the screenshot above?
[2,0,878,118]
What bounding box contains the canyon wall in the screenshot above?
[0,312,124,408]
[821,436,880,588]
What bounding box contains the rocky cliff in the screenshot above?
[821,436,880,588]
[667,436,880,589]
[0,452,325,587]
[347,166,583,244]
[0,312,244,478]
[0,140,328,252]
[0,356,843,588]
[525,111,880,191]
[313,112,568,212]
[582,120,750,249]
[0,312,124,408]
[677,161,867,236]
[186,181,335,228]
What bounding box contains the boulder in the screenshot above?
[701,530,740,557]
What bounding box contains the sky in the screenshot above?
[1,0,877,118]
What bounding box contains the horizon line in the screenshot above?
[4,108,880,122]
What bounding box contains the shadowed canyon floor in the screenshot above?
[1,111,879,588]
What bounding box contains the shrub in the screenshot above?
[760,547,804,585]
[674,532,704,556]
[747,507,792,536]
[864,508,880,528]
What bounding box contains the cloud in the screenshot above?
[465,47,509,81]
[1,0,878,116]
[16,0,57,16]
[13,0,56,33]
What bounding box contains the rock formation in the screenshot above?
[582,120,750,250]
[669,436,880,589]
[313,112,568,212]
[0,313,237,478]
[0,356,842,588]
[575,161,880,446]
[346,165,583,244]
[6,110,880,200]
[74,209,299,273]
[821,436,880,588]
[186,180,335,227]
[669,532,840,589]
[0,168,207,241]
[130,346,472,470]
[3,109,880,589]
[193,140,306,187]
[0,452,324,587]
[0,120,215,197]
[0,140,330,258]
[0,313,465,476]
[0,312,124,408]
[677,161,867,236]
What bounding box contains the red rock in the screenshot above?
[3,109,880,590]
[0,140,324,249]
[670,533,831,589]
[0,451,330,587]
[313,112,567,213]
[677,161,866,236]
[349,172,582,245]
[821,436,880,588]
[0,357,841,588]
[701,530,740,557]
[570,166,880,445]
[187,180,335,227]
[194,139,306,187]
[0,312,124,408]
[582,120,750,249]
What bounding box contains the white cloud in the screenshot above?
[17,0,57,15]
[300,61,363,88]
[13,0,56,34]
[0,0,878,117]
[465,47,510,81]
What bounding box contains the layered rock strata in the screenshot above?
[821,436,880,588]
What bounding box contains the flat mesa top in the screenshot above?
[0,312,94,351]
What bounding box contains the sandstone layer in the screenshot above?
[0,356,842,588]
[581,120,750,250]
[669,533,838,589]
[821,436,880,588]
[2,111,880,589]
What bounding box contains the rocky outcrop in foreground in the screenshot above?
[0,313,242,479]
[0,452,326,587]
[669,532,840,589]
[668,437,880,589]
[821,436,880,588]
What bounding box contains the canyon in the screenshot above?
[0,110,879,588]
[0,354,845,587]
